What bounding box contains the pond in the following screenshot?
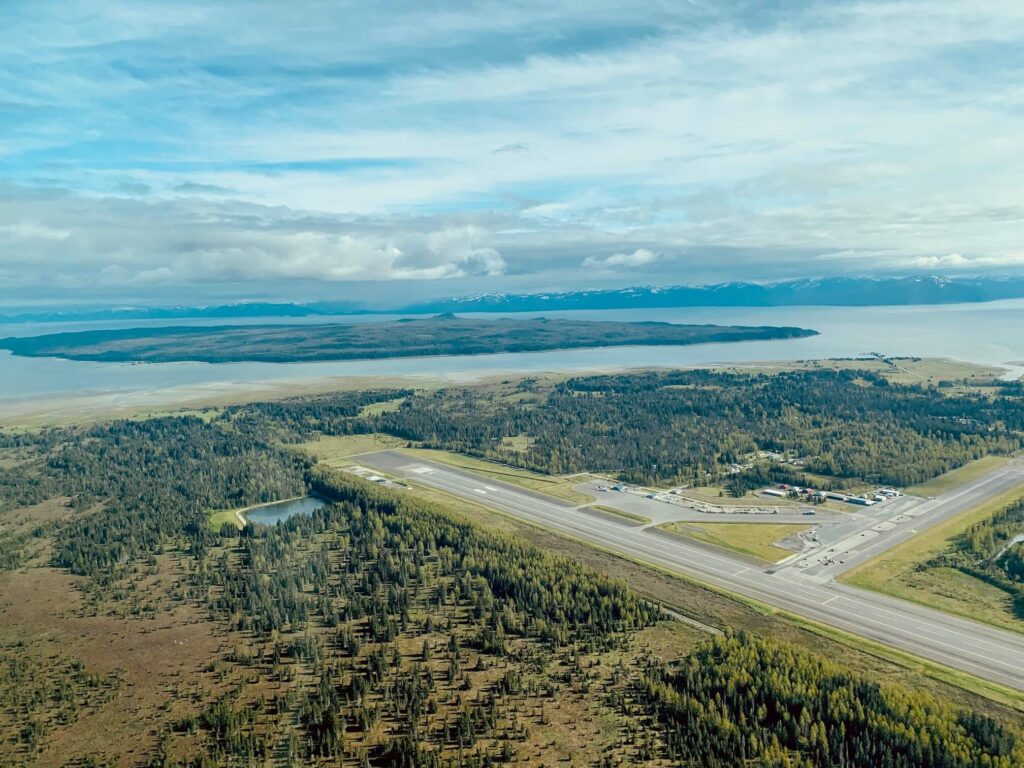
[243,495,329,525]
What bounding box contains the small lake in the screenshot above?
[243,495,329,525]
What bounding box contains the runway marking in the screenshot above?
[364,452,1024,684]
[473,489,487,495]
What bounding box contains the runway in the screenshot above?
[785,459,1024,582]
[361,450,1024,691]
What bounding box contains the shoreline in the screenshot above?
[230,494,316,528]
[0,323,817,365]
[0,355,1011,428]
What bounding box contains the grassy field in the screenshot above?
[357,396,406,416]
[207,507,243,531]
[906,455,1013,497]
[727,357,1007,387]
[500,434,534,452]
[287,432,408,465]
[0,498,76,570]
[587,505,651,525]
[842,484,1024,633]
[892,567,1019,633]
[879,357,1007,386]
[400,447,598,505]
[660,521,810,563]
[0,553,242,767]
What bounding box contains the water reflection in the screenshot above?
[243,495,328,525]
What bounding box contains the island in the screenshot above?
[0,314,817,363]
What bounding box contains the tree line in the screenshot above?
[924,496,1024,619]
[631,632,1024,768]
[361,369,1024,488]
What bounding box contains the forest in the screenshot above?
[632,632,1024,768]
[384,369,1024,488]
[0,315,814,363]
[923,496,1024,619]
[236,368,1024,489]
[2,386,1024,765]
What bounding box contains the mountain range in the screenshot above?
[4,275,1024,324]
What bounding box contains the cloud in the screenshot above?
[114,180,152,196]
[2,0,1024,303]
[910,252,1024,270]
[492,143,530,154]
[582,248,663,269]
[0,185,506,291]
[173,181,237,196]
[0,221,70,242]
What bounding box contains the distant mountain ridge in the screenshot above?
[409,276,1024,313]
[4,275,1024,324]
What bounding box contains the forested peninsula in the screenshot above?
[0,315,815,363]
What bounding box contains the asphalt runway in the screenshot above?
[361,450,1024,691]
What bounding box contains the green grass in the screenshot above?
[400,447,597,505]
[499,434,534,453]
[287,433,408,465]
[906,455,1012,497]
[724,357,1006,387]
[397,481,523,537]
[587,505,651,525]
[661,522,810,563]
[891,567,1021,634]
[357,397,406,416]
[842,484,1024,633]
[208,507,243,531]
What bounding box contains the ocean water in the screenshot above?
[2,300,1023,402]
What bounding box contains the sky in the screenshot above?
[1,0,1024,308]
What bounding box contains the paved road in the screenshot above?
[361,450,1024,691]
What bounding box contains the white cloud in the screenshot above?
[0,187,506,289]
[910,252,1024,270]
[3,0,1024,301]
[582,248,662,269]
[0,222,70,241]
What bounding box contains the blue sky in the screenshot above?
[1,0,1024,306]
